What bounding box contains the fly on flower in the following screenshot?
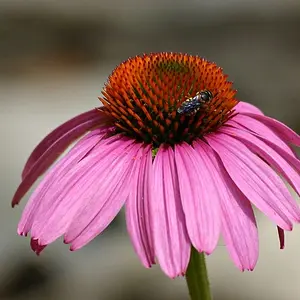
[177,90,213,116]
[12,52,300,278]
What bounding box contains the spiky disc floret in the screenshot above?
[99,52,238,146]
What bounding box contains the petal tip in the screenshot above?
[12,195,20,207]
[239,263,256,272]
[18,231,28,237]
[30,238,47,255]
[69,246,75,252]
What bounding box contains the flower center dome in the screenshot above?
[99,52,238,146]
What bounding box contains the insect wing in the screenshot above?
[177,97,201,115]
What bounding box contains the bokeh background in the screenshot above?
[1,0,300,299]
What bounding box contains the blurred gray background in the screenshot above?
[1,0,300,299]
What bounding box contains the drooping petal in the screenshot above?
[230,114,296,157]
[125,146,155,268]
[193,139,258,270]
[151,145,190,278]
[220,125,300,196]
[234,101,264,115]
[29,137,137,246]
[21,132,119,238]
[277,226,285,249]
[241,113,300,146]
[258,136,300,174]
[174,143,220,254]
[219,172,259,270]
[206,133,300,230]
[30,238,47,255]
[17,129,107,236]
[13,111,108,207]
[22,109,106,179]
[63,141,144,250]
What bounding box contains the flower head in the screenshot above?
[13,53,300,278]
[100,53,237,146]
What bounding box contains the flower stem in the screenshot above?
[185,247,212,300]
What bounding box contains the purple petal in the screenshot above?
[206,133,300,230]
[63,141,144,250]
[277,226,285,249]
[258,137,300,175]
[240,113,300,146]
[220,126,300,196]
[218,169,258,271]
[126,146,155,268]
[22,109,105,179]
[30,238,47,255]
[194,140,258,270]
[13,110,107,207]
[17,129,108,237]
[193,140,258,270]
[151,145,190,278]
[174,143,220,254]
[230,115,296,157]
[27,137,136,245]
[234,101,264,115]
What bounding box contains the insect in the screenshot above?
[177,90,213,116]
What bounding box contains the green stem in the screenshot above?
[185,247,212,300]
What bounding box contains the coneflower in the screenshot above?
[12,53,300,299]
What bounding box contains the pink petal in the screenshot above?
[64,141,144,250]
[241,113,300,146]
[218,166,258,271]
[22,109,105,179]
[193,140,258,270]
[234,101,264,115]
[174,143,220,254]
[258,137,300,175]
[125,146,155,268]
[230,115,296,157]
[19,131,115,237]
[220,125,300,196]
[194,140,258,270]
[17,129,106,237]
[13,110,107,207]
[29,137,136,245]
[206,133,300,230]
[151,145,190,278]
